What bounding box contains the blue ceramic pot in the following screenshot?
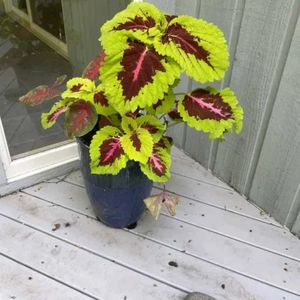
[77,137,153,228]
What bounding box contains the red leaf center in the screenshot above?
[150,153,166,176]
[114,16,156,31]
[162,23,212,67]
[71,84,83,92]
[184,89,232,120]
[99,138,124,166]
[94,91,109,107]
[118,41,165,100]
[130,132,142,151]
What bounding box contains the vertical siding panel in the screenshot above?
[213,0,299,195]
[249,15,300,228]
[184,0,245,168]
[62,0,130,74]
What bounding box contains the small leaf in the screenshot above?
[121,128,154,164]
[93,84,116,116]
[144,191,180,219]
[146,88,176,115]
[137,115,166,142]
[163,193,180,216]
[19,74,67,106]
[140,141,171,183]
[155,136,173,152]
[41,100,68,129]
[89,126,128,175]
[178,86,243,139]
[62,78,95,100]
[64,100,97,139]
[121,116,138,133]
[144,195,163,220]
[82,51,106,80]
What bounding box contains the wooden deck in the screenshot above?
[0,148,300,300]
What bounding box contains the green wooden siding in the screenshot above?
[148,0,300,236]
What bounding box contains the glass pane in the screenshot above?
[1,0,130,159]
[30,0,66,42]
[12,0,28,13]
[0,14,72,157]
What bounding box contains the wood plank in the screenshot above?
[0,192,297,300]
[249,15,300,229]
[0,215,184,300]
[26,179,300,262]
[171,156,230,189]
[0,254,92,300]
[184,0,245,169]
[21,183,300,294]
[60,168,274,224]
[213,0,300,195]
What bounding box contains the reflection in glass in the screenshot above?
[0,14,72,157]
[30,0,66,42]
[12,0,28,13]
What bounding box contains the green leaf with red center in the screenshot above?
[82,51,106,81]
[140,139,171,183]
[154,15,229,83]
[41,100,68,129]
[100,2,166,55]
[90,126,128,175]
[100,40,181,113]
[121,116,138,133]
[92,85,116,116]
[146,88,176,115]
[136,115,166,142]
[99,114,122,130]
[19,75,67,106]
[178,86,243,139]
[64,100,97,139]
[154,136,173,152]
[120,127,153,164]
[62,78,95,100]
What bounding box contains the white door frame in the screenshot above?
[0,118,79,196]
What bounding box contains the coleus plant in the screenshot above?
[19,2,243,219]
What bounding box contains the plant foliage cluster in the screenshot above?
[20,2,243,183]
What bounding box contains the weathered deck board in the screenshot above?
[0,193,298,300]
[24,179,300,262]
[1,149,300,299]
[0,254,92,300]
[20,183,300,295]
[0,215,183,300]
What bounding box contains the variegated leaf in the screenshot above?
[82,51,106,80]
[19,75,67,106]
[64,100,97,139]
[41,100,68,129]
[90,126,128,175]
[178,86,243,139]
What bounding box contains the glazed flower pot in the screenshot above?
[77,137,153,228]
